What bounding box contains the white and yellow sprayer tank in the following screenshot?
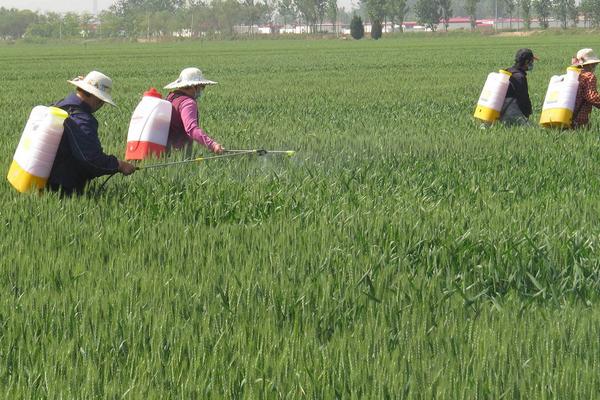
[7,106,68,193]
[539,67,581,128]
[474,69,512,123]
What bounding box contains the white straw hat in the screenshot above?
[67,71,116,106]
[164,67,217,90]
[573,48,600,66]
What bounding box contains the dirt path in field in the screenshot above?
[495,31,538,37]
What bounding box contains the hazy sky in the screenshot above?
[1,0,114,13]
[0,0,356,13]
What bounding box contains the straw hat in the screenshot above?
[573,48,600,66]
[164,67,217,90]
[67,71,116,106]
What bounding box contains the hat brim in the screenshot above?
[571,60,600,67]
[68,80,117,107]
[582,59,600,66]
[164,79,217,90]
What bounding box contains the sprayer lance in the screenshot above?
[137,149,295,170]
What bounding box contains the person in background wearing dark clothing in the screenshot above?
[571,48,600,129]
[48,71,136,195]
[500,48,538,125]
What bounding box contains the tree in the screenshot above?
[80,13,96,37]
[371,18,382,38]
[294,0,317,32]
[580,0,600,27]
[504,0,516,29]
[326,0,338,33]
[62,13,81,37]
[387,0,409,32]
[464,0,479,30]
[242,0,270,34]
[366,0,386,38]
[415,0,441,31]
[438,0,452,31]
[315,0,328,31]
[520,0,532,29]
[350,14,364,38]
[553,0,568,28]
[212,0,243,36]
[533,0,551,28]
[566,0,578,27]
[0,8,38,39]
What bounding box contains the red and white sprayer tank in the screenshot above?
[125,88,172,160]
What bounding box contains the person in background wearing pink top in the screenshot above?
[164,67,224,154]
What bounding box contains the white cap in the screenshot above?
[164,67,217,90]
[68,71,116,106]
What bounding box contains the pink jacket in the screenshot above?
[166,92,218,151]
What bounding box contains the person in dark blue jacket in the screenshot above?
[48,71,136,195]
[500,48,538,125]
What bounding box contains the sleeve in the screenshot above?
[511,74,532,117]
[179,98,218,150]
[583,74,600,108]
[64,116,119,178]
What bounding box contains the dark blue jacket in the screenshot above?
[47,93,119,195]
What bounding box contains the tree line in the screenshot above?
[410,0,598,32]
[0,0,599,40]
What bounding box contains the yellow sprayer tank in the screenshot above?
[539,67,581,128]
[7,106,68,193]
[474,70,512,123]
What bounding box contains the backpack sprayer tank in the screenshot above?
[125,88,172,160]
[7,106,68,193]
[539,67,581,128]
[474,70,512,123]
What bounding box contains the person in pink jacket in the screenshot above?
[164,67,224,154]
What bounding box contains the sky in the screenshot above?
[1,0,116,13]
[0,0,357,13]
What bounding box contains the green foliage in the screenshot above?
[350,14,364,38]
[521,0,532,29]
[371,19,383,38]
[464,0,479,29]
[387,0,409,32]
[580,0,600,27]
[0,8,38,39]
[415,0,440,31]
[366,0,387,21]
[439,0,452,31]
[533,0,552,28]
[504,0,516,28]
[326,0,338,33]
[553,0,577,29]
[2,34,600,398]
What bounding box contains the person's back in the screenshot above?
[47,71,135,195]
[500,49,537,125]
[571,49,600,129]
[49,93,118,195]
[166,91,199,150]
